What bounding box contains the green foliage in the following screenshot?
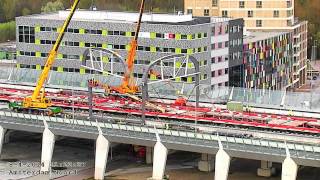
[0,0,3,22]
[22,8,31,16]
[295,0,320,55]
[298,0,305,5]
[79,0,93,9]
[41,0,65,13]
[3,0,16,21]
[0,21,16,42]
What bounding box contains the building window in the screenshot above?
[287,20,292,26]
[218,42,222,48]
[40,40,55,45]
[41,53,49,57]
[204,9,210,16]
[212,71,215,77]
[211,57,215,63]
[218,56,222,62]
[256,1,262,8]
[222,10,228,17]
[156,33,165,38]
[286,0,291,8]
[218,70,222,76]
[63,54,80,60]
[85,42,101,48]
[212,26,215,35]
[239,1,245,8]
[181,34,188,39]
[18,26,35,43]
[211,44,215,50]
[218,25,222,34]
[273,10,279,18]
[40,26,57,32]
[86,29,102,35]
[256,20,262,27]
[225,68,228,74]
[65,41,80,47]
[19,51,35,57]
[212,0,218,7]
[67,28,80,34]
[108,30,125,36]
[287,10,292,17]
[187,9,193,14]
[248,11,253,17]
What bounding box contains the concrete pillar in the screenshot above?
[257,160,276,177]
[0,126,6,156]
[198,154,214,172]
[281,157,298,180]
[94,133,110,180]
[146,146,153,164]
[282,144,298,180]
[215,147,230,180]
[151,134,168,180]
[40,127,55,172]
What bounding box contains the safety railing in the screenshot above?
[0,110,319,160]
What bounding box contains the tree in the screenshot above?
[41,0,65,13]
[3,0,16,21]
[0,0,3,22]
[79,0,92,9]
[22,8,31,16]
[0,21,16,42]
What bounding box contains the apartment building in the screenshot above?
[184,0,308,90]
[243,31,293,90]
[184,0,294,30]
[291,20,308,89]
[15,10,243,88]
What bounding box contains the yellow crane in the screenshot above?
[22,0,80,112]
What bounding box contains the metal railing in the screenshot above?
[0,110,319,162]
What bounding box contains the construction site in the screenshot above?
[0,0,319,180]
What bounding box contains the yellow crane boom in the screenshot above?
[23,0,80,109]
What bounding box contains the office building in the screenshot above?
[15,10,243,88]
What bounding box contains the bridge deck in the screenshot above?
[0,110,319,167]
